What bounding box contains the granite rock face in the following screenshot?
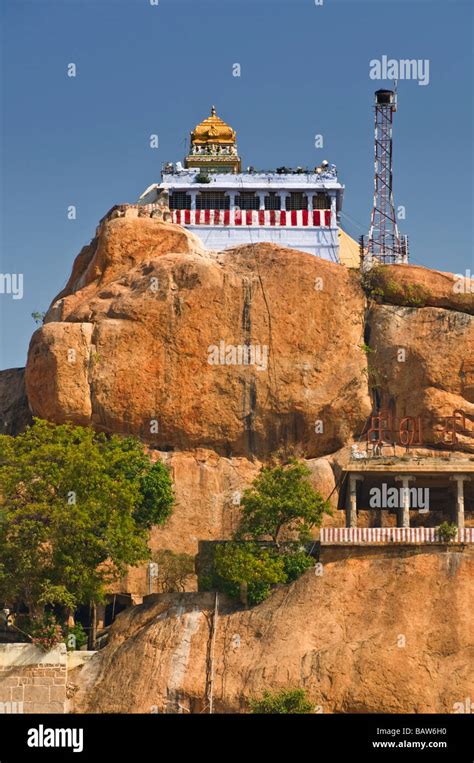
[25,215,371,458]
[365,262,474,315]
[73,548,474,714]
[24,216,474,456]
[368,304,474,451]
[0,368,32,435]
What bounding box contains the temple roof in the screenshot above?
[191,106,237,145]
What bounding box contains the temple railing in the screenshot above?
[171,209,333,227]
[320,527,474,544]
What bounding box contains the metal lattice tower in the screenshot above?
[366,89,408,265]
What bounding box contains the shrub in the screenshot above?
[437,521,458,542]
[281,547,314,582]
[197,573,213,592]
[213,542,316,605]
[64,622,88,651]
[152,550,195,592]
[214,543,286,606]
[362,266,432,307]
[249,688,314,714]
[29,613,64,652]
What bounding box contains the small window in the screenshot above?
[196,192,230,210]
[235,193,259,210]
[264,193,281,210]
[286,193,308,211]
[313,193,331,210]
[169,192,191,210]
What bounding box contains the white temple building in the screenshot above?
[138,107,358,266]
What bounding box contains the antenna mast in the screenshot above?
[364,88,408,266]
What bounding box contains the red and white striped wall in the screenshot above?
[320,527,474,544]
[171,209,333,227]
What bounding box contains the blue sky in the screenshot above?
[0,0,473,370]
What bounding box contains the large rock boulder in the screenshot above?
[365,263,474,315]
[23,214,474,458]
[369,304,474,451]
[25,216,371,458]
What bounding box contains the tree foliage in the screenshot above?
[213,459,328,605]
[0,419,174,614]
[237,459,329,547]
[249,688,314,714]
[214,543,286,605]
[437,521,458,542]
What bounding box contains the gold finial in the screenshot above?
[211,105,216,117]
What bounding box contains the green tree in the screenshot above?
[0,419,174,618]
[214,543,286,605]
[249,688,314,714]
[238,459,330,547]
[212,460,329,605]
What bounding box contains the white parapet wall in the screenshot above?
[320,527,474,544]
[185,224,340,260]
[171,208,339,260]
[0,643,67,668]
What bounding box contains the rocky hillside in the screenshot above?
[2,211,473,713]
[72,548,474,714]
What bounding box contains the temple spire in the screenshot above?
[185,106,241,173]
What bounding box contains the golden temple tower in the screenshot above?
[185,106,241,174]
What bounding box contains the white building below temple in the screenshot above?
[139,107,357,265]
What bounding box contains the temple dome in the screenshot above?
[191,106,236,145]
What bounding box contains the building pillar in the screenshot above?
[449,475,471,529]
[189,190,197,211]
[330,193,337,227]
[258,192,265,210]
[279,192,287,212]
[96,603,106,631]
[346,474,363,528]
[228,191,237,210]
[395,475,415,528]
[307,193,313,214]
